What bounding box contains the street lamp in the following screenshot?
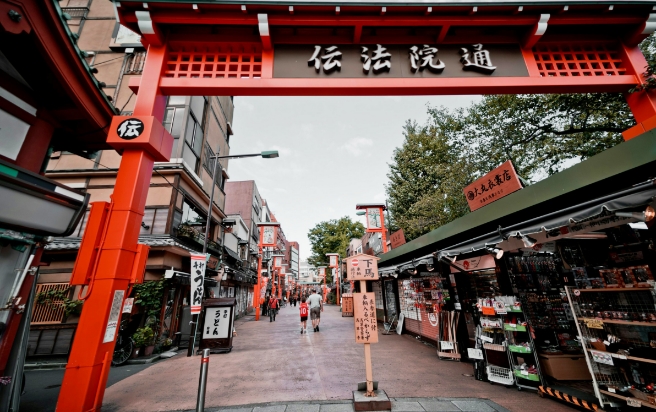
[189,149,279,354]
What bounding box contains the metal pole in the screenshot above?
[196,348,210,412]
[189,151,220,357]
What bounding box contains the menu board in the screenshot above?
[353,292,378,343]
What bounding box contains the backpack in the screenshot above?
[300,304,308,317]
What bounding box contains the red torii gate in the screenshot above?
[57,1,656,410]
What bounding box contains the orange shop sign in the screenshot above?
[463,160,522,212]
[390,229,406,249]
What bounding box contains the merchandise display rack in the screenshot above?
[479,309,514,386]
[567,285,656,409]
[503,309,544,391]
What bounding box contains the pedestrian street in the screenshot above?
[102,305,573,412]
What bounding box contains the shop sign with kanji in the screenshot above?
[202,307,231,339]
[345,253,380,281]
[463,160,522,212]
[190,253,207,315]
[353,292,378,344]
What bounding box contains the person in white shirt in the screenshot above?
[306,290,323,332]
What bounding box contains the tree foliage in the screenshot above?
[307,216,365,282]
[386,34,656,241]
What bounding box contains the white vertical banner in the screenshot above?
[190,253,207,315]
[103,290,125,343]
[329,255,338,267]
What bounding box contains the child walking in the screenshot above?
[299,297,309,334]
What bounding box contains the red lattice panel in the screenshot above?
[533,43,626,77]
[165,46,262,79]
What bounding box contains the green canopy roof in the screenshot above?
[379,128,656,267]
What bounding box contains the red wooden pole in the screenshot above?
[57,44,170,411]
[254,246,263,321]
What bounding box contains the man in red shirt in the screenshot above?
[268,294,278,322]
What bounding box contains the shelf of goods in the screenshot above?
[480,318,514,386]
[567,285,656,410]
[503,312,544,391]
[478,303,516,386]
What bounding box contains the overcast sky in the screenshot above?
[228,95,480,260]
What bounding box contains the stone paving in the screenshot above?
[203,397,510,412]
[103,305,574,412]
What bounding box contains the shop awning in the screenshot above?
[437,179,656,258]
[223,246,242,262]
[379,128,656,269]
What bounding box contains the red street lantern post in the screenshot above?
[318,266,327,303]
[254,222,280,321]
[356,203,389,254]
[271,254,284,299]
[327,253,340,305]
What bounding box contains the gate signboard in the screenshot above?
[274,44,527,78]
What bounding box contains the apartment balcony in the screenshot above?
[174,223,222,255]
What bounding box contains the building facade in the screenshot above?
[26,0,246,358]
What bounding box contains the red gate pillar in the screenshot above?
[622,44,656,140]
[56,44,171,412]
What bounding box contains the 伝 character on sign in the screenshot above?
[460,44,496,74]
[361,44,392,74]
[409,45,445,73]
[117,120,143,138]
[308,45,342,74]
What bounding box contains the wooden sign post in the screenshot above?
[346,254,379,396]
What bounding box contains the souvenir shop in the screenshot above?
[378,130,656,410]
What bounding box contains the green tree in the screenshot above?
[307,216,365,282]
[457,93,632,179]
[386,32,656,240]
[386,117,474,240]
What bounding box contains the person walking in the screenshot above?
[306,289,323,332]
[299,297,309,334]
[268,294,279,322]
[262,295,268,317]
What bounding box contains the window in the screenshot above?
[202,143,223,190]
[173,198,217,242]
[163,103,186,158]
[183,110,204,173]
[140,208,169,235]
[203,142,215,174]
